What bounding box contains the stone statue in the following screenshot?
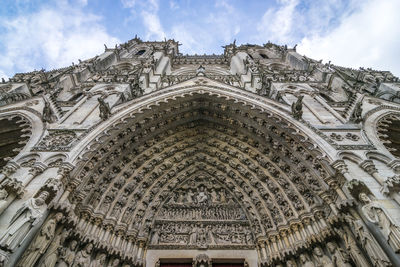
[72,243,93,267]
[40,227,69,267]
[313,246,333,267]
[98,97,111,120]
[186,189,194,203]
[90,253,106,267]
[299,253,315,267]
[219,189,226,203]
[111,258,120,266]
[17,212,63,267]
[327,242,352,267]
[189,226,197,245]
[286,259,296,267]
[352,219,391,267]
[339,226,371,267]
[42,101,55,123]
[210,189,218,203]
[352,102,362,123]
[291,95,304,120]
[0,188,8,212]
[0,191,49,251]
[57,240,77,267]
[196,186,208,204]
[359,192,400,253]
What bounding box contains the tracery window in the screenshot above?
[377,113,400,158]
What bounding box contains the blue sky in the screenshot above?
[1,0,399,79]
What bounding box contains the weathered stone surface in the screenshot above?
[0,38,400,266]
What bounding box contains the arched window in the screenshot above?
[377,114,400,158]
[135,49,146,56]
[0,116,31,168]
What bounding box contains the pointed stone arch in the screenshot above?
[64,84,340,265]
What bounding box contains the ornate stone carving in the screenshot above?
[35,130,77,151]
[0,191,49,251]
[359,193,400,253]
[291,95,303,120]
[17,212,63,267]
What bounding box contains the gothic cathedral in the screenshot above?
[1,37,400,267]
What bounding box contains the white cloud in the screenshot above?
[257,0,299,44]
[0,2,119,77]
[297,0,400,76]
[141,10,166,40]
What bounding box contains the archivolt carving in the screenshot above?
[46,92,340,264]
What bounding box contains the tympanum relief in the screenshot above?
[150,176,254,249]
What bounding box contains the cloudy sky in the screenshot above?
[1,0,399,79]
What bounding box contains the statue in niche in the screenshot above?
[57,240,77,267]
[196,185,208,204]
[17,212,63,267]
[327,242,352,267]
[338,226,371,267]
[299,253,315,267]
[151,228,159,244]
[291,95,304,120]
[352,219,391,266]
[313,246,333,267]
[359,192,400,253]
[0,191,49,251]
[40,228,69,267]
[186,189,195,203]
[210,189,219,203]
[72,243,93,267]
[90,253,106,267]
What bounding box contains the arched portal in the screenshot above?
[61,86,346,266]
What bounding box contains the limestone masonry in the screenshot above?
[1,37,400,266]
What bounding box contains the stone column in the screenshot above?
[21,163,46,186]
[0,164,45,214]
[359,160,386,186]
[331,160,354,200]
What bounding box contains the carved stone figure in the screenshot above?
[40,228,69,267]
[313,246,333,267]
[291,95,304,120]
[0,191,49,251]
[72,243,93,267]
[196,186,208,204]
[42,101,55,123]
[57,240,77,267]
[339,226,371,267]
[359,193,400,253]
[90,253,106,267]
[299,253,314,267]
[111,258,120,266]
[327,242,352,267]
[17,212,63,267]
[98,97,111,120]
[352,219,391,266]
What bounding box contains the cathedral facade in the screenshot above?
[1,37,400,267]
